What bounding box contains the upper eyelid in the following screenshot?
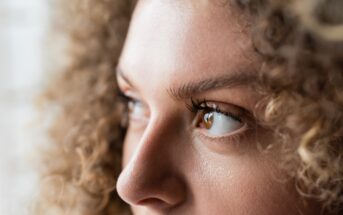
[116,67,134,87]
[190,99,245,117]
[116,70,148,107]
[116,74,131,93]
[119,92,144,106]
[116,74,143,102]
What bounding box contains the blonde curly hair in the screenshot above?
[36,0,343,214]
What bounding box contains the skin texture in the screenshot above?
[116,1,318,214]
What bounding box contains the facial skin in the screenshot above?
[116,0,317,214]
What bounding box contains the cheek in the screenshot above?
[120,121,304,214]
[187,153,300,215]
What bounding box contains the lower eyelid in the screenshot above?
[193,123,249,143]
[128,112,150,121]
[192,129,251,154]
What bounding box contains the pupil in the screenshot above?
[204,112,214,129]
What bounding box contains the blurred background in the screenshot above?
[0,0,50,214]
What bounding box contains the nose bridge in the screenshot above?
[131,113,175,177]
[116,113,187,207]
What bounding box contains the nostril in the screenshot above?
[138,198,164,205]
[138,198,170,209]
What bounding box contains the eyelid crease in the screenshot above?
[116,66,134,88]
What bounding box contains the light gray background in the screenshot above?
[0,0,50,214]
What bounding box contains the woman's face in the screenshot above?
[116,1,315,214]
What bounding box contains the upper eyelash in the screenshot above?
[186,97,205,113]
[117,90,141,105]
[115,89,131,101]
[117,90,131,102]
[187,97,242,122]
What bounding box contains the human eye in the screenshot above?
[189,98,247,137]
[118,91,149,121]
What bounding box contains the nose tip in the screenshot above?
[116,169,186,211]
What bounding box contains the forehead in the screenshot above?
[119,0,259,90]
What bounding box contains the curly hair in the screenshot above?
[36,0,343,214]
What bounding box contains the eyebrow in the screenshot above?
[116,66,258,100]
[168,72,258,100]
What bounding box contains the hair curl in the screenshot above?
[36,0,343,214]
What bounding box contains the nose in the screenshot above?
[116,117,187,212]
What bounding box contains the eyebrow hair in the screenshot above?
[168,72,258,100]
[116,66,257,100]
